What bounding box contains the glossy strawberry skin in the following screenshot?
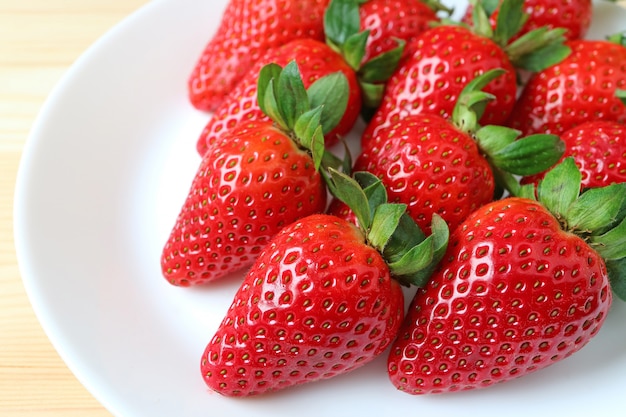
[388,198,612,395]
[201,214,405,396]
[161,121,327,287]
[188,0,330,112]
[195,39,362,156]
[363,25,517,146]
[508,39,626,136]
[462,0,592,42]
[355,114,495,234]
[360,0,440,63]
[522,120,626,188]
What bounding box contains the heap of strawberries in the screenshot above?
[160,0,626,397]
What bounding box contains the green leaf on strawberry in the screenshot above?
[608,257,626,301]
[491,0,528,45]
[369,204,409,251]
[452,68,505,133]
[341,31,370,71]
[326,168,450,287]
[509,157,626,299]
[606,30,626,46]
[307,72,351,135]
[324,0,362,53]
[617,89,626,105]
[536,157,582,219]
[447,68,565,188]
[276,62,310,128]
[469,0,572,71]
[535,158,626,238]
[358,38,406,84]
[567,184,626,233]
[592,217,626,261]
[324,0,406,109]
[257,60,349,171]
[386,214,449,287]
[508,27,572,72]
[487,133,566,176]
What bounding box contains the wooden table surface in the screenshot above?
[0,2,149,416]
[1,1,625,416]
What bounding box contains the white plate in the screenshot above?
[14,0,626,416]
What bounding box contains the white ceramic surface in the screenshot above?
[14,0,626,416]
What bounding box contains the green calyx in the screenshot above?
[469,0,571,72]
[451,68,505,134]
[474,124,565,197]
[326,169,449,287]
[449,68,565,197]
[617,89,626,106]
[257,60,349,171]
[606,31,626,46]
[324,0,406,109]
[514,158,626,300]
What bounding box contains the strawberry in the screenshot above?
[194,0,416,156]
[522,120,626,189]
[462,0,593,42]
[507,33,626,136]
[161,62,349,286]
[358,0,448,63]
[332,70,565,234]
[194,38,361,156]
[201,170,450,396]
[361,0,571,145]
[188,0,330,112]
[387,158,626,394]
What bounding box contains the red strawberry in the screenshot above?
[355,113,495,234]
[333,70,565,234]
[362,24,516,145]
[201,214,405,396]
[522,120,626,189]
[388,158,626,394]
[188,0,330,112]
[362,0,571,146]
[195,0,422,156]
[194,38,361,156]
[201,170,450,396]
[162,62,349,286]
[462,0,592,42]
[507,34,626,136]
[358,0,446,63]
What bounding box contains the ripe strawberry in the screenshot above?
[201,170,450,396]
[334,70,565,234]
[194,0,421,156]
[358,0,447,63]
[388,158,626,394]
[462,0,592,42]
[201,214,404,396]
[522,120,626,189]
[194,38,361,156]
[362,0,571,145]
[507,34,626,136]
[188,0,330,112]
[162,62,349,286]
